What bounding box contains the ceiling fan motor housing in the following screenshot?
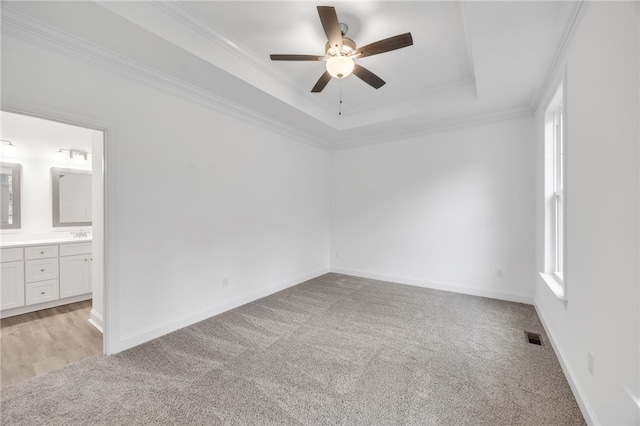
[325,37,356,57]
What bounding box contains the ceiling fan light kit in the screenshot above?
[326,56,354,79]
[270,6,413,93]
[325,36,356,79]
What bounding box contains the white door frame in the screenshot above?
[1,100,119,355]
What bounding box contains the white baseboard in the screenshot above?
[534,303,598,426]
[118,267,330,352]
[89,309,104,333]
[330,267,534,304]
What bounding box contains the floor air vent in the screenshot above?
[525,331,543,346]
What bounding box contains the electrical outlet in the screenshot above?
[336,251,340,259]
[496,269,503,278]
[588,352,595,375]
[222,276,230,287]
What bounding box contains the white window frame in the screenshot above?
[540,83,566,300]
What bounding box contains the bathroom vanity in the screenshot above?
[1,160,95,318]
[0,237,92,318]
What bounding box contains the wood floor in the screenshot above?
[0,300,102,388]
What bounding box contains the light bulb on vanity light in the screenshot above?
[72,151,89,164]
[71,151,83,164]
[57,148,90,164]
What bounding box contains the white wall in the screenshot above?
[534,3,639,425]
[331,116,536,303]
[0,111,95,234]
[2,35,330,352]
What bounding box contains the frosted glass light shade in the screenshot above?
[326,56,354,79]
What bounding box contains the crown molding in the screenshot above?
[531,0,586,111]
[345,77,476,117]
[149,2,320,103]
[459,1,478,99]
[148,2,336,119]
[330,107,534,151]
[1,7,329,150]
[148,2,481,132]
[307,3,477,119]
[2,5,540,154]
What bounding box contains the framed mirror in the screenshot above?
[52,167,92,227]
[1,162,22,229]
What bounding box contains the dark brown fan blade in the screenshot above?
[270,54,325,61]
[353,65,385,89]
[352,32,413,59]
[317,6,342,50]
[311,71,332,93]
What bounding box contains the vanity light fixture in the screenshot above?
[57,148,90,162]
[1,140,17,157]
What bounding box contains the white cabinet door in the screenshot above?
[1,261,25,310]
[59,254,91,298]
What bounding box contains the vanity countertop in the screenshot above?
[0,235,92,249]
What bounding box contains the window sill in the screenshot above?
[539,272,567,302]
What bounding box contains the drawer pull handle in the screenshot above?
[40,269,45,272]
[40,292,45,295]
[40,251,44,254]
[84,259,88,262]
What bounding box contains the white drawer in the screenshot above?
[25,245,59,260]
[59,242,92,257]
[25,258,59,283]
[1,248,23,263]
[25,279,59,306]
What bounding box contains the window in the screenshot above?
[552,101,564,277]
[541,83,566,300]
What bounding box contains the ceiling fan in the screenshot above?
[270,6,413,93]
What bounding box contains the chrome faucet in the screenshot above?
[72,228,88,238]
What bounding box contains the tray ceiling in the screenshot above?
[2,1,581,148]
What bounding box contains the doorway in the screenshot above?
[0,111,106,387]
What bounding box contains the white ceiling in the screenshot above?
[2,1,580,148]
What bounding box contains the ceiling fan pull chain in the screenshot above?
[339,79,343,116]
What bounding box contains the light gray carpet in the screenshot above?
[1,273,584,425]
